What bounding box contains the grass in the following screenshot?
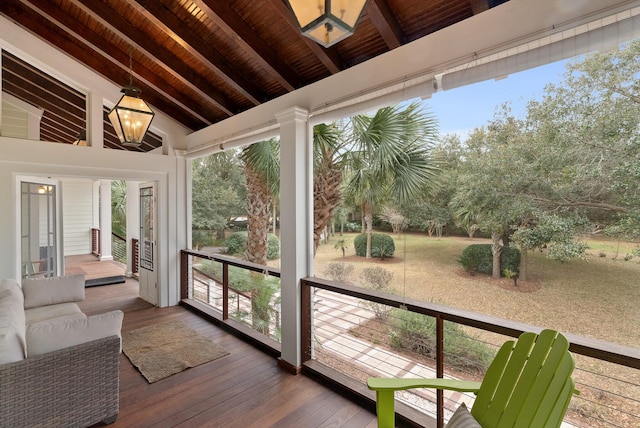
[312,232,640,427]
[314,232,640,348]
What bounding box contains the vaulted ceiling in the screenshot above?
[0,0,509,144]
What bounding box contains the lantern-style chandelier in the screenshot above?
[108,50,154,147]
[73,129,87,146]
[285,0,368,48]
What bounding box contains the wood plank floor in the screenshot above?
[66,254,125,281]
[83,280,377,428]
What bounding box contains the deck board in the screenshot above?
[84,279,376,427]
[65,254,126,286]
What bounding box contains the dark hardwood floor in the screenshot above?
[82,279,377,428]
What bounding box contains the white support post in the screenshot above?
[99,180,113,261]
[276,106,313,372]
[125,180,140,276]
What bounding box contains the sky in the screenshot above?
[426,59,571,138]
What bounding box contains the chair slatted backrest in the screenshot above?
[471,329,575,428]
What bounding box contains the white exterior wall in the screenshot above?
[61,178,93,256]
[0,17,191,308]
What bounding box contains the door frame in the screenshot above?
[16,175,63,278]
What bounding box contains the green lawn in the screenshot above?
[313,232,640,348]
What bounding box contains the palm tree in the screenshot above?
[111,180,127,237]
[240,138,279,265]
[240,139,279,335]
[343,102,439,258]
[313,122,346,252]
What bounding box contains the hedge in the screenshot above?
[458,244,520,276]
[354,233,395,258]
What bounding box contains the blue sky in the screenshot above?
[427,59,570,138]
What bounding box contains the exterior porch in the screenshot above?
[82,279,378,428]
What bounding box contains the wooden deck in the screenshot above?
[65,254,126,286]
[82,279,377,428]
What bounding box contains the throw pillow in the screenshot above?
[445,403,481,428]
[22,274,85,309]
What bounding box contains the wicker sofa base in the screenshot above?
[0,335,120,428]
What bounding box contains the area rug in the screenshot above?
[122,319,230,383]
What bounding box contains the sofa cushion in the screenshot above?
[22,274,85,309]
[0,284,27,364]
[27,310,124,356]
[25,302,84,325]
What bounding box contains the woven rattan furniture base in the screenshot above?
[0,335,120,428]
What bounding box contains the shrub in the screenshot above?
[192,229,213,249]
[389,309,494,373]
[458,244,520,276]
[361,267,394,291]
[458,244,493,274]
[343,222,362,232]
[226,231,246,255]
[226,231,280,260]
[354,233,395,258]
[360,267,394,318]
[323,262,355,282]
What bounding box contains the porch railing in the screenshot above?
[180,250,282,348]
[111,232,127,264]
[132,238,139,275]
[91,228,100,257]
[179,249,640,428]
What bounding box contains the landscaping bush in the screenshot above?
[360,267,394,319]
[226,231,280,260]
[458,244,520,275]
[192,229,213,249]
[354,233,395,258]
[323,262,355,282]
[343,222,362,233]
[389,309,494,373]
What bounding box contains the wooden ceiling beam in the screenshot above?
[266,0,342,75]
[133,0,266,104]
[195,0,300,91]
[5,0,215,129]
[469,0,490,14]
[68,0,239,116]
[367,0,404,49]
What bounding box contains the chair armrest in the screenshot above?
[367,378,482,428]
[368,377,482,393]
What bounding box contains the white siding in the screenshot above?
[1,101,29,139]
[62,178,94,256]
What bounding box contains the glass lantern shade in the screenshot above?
[108,86,155,147]
[285,0,368,47]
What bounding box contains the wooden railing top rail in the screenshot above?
[192,266,252,300]
[301,276,640,370]
[181,249,281,278]
[111,231,126,242]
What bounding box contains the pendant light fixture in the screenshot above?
[285,0,368,48]
[73,129,87,146]
[108,48,154,147]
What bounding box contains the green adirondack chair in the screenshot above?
[368,329,577,428]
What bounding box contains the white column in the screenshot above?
[125,180,140,277]
[99,180,113,261]
[276,107,313,371]
[88,92,104,149]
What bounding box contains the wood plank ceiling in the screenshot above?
[0,0,509,151]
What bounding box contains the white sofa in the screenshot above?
[0,274,124,427]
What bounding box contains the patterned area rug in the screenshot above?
[122,319,229,383]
